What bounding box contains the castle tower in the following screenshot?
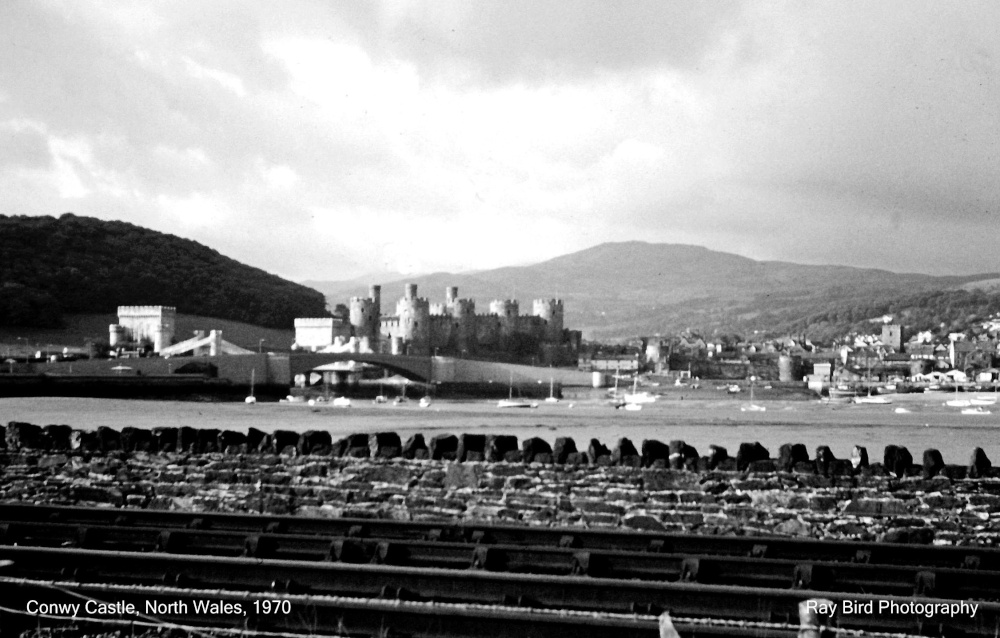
[397,284,430,355]
[489,299,519,338]
[445,286,459,311]
[349,296,378,343]
[108,324,125,348]
[532,298,564,344]
[369,285,381,320]
[452,298,477,354]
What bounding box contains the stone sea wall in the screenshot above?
[2,421,1000,545]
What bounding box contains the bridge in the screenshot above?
[288,353,596,387]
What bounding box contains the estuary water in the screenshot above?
[1,394,999,465]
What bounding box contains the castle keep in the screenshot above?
[295,284,580,366]
[109,306,176,353]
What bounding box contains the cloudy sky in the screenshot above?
[2,1,999,281]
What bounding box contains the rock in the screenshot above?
[879,527,934,544]
[969,447,992,478]
[922,449,945,479]
[736,442,769,471]
[851,446,869,469]
[778,443,809,472]
[218,430,246,453]
[641,439,670,467]
[815,446,837,476]
[121,427,153,453]
[196,428,221,454]
[402,434,428,459]
[177,426,198,452]
[445,464,482,489]
[774,517,812,536]
[883,445,913,478]
[246,427,268,452]
[669,440,699,471]
[613,437,639,466]
[153,427,178,453]
[71,429,100,453]
[44,425,72,451]
[370,432,402,459]
[486,435,518,462]
[456,434,486,462]
[272,430,299,454]
[298,430,332,455]
[430,434,459,461]
[587,439,611,465]
[521,437,552,464]
[96,426,121,453]
[341,433,369,458]
[564,452,588,466]
[708,445,728,470]
[843,499,910,516]
[622,513,665,531]
[534,452,553,464]
[6,422,44,450]
[552,437,577,464]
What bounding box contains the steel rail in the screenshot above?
[2,503,998,572]
[0,546,995,637]
[0,520,997,600]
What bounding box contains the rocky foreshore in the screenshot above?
[2,421,1000,546]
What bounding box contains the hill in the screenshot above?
[0,214,328,329]
[315,242,1000,343]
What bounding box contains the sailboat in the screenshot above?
[498,373,538,408]
[244,368,257,404]
[544,377,560,403]
[972,380,998,405]
[740,376,766,412]
[374,378,389,404]
[854,359,891,404]
[945,381,971,408]
[623,375,656,405]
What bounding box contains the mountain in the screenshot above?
[318,242,1000,343]
[0,213,328,329]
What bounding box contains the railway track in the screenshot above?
[1,504,998,636]
[1,520,998,600]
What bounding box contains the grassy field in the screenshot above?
[0,313,294,357]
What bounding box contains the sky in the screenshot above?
[2,1,999,282]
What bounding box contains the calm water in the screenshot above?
[2,394,999,465]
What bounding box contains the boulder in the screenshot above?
[96,426,122,453]
[883,445,913,478]
[177,426,198,453]
[44,425,73,451]
[6,422,44,450]
[669,440,699,471]
[121,426,153,453]
[969,447,992,478]
[851,446,869,469]
[521,437,552,464]
[218,430,247,454]
[298,430,332,455]
[486,435,518,462]
[736,442,769,472]
[246,428,268,453]
[587,439,611,465]
[778,443,809,472]
[641,439,670,467]
[430,434,459,461]
[153,427,179,453]
[612,437,640,466]
[707,445,728,470]
[272,430,299,454]
[370,432,402,459]
[922,449,945,479]
[552,437,577,464]
[456,434,486,462]
[815,446,837,477]
[196,428,221,454]
[403,433,428,460]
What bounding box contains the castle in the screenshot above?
[109,306,176,353]
[294,284,581,366]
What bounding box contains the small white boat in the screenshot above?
[894,407,911,414]
[854,396,893,404]
[332,396,351,408]
[727,384,742,394]
[544,377,560,403]
[962,407,991,415]
[498,398,538,409]
[624,376,656,405]
[741,404,766,412]
[373,395,389,404]
[946,399,972,408]
[245,368,257,404]
[419,396,432,408]
[972,396,998,406]
[622,403,642,411]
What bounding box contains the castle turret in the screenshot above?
[489,299,519,338]
[369,285,381,320]
[452,298,477,354]
[532,298,564,344]
[349,296,378,343]
[446,286,459,311]
[397,284,430,355]
[108,324,125,348]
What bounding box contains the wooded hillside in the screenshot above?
[0,214,328,328]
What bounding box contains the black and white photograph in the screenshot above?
[1,1,1000,636]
